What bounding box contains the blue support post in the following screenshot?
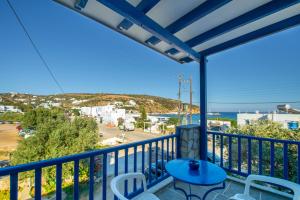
[212,134,215,163]
[270,142,275,176]
[155,141,158,179]
[298,144,300,184]
[200,55,207,160]
[166,138,169,162]
[161,140,164,176]
[175,126,181,158]
[228,136,232,170]
[148,143,152,184]
[114,151,119,200]
[237,137,241,173]
[102,153,107,200]
[133,146,137,192]
[283,143,288,179]
[247,138,252,174]
[125,148,129,196]
[258,140,263,175]
[35,168,42,200]
[10,173,18,200]
[142,144,145,174]
[220,135,224,167]
[56,163,62,200]
[74,160,79,200]
[89,156,94,200]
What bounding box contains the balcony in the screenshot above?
[2,1,300,199]
[0,125,298,199]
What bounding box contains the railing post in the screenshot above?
[200,55,207,160]
[102,153,107,200]
[89,156,95,200]
[56,163,62,200]
[74,159,79,200]
[175,126,181,158]
[10,173,18,200]
[35,168,42,200]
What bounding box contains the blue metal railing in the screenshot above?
[208,131,300,184]
[0,134,178,200]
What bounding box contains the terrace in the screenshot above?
[1,0,300,200]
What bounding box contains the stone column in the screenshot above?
[176,124,200,160]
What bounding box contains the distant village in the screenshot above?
[0,93,174,134]
[1,93,299,132]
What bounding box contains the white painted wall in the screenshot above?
[237,113,300,128]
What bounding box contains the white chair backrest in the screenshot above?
[110,172,147,200]
[244,175,300,200]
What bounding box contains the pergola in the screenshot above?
[55,0,300,160]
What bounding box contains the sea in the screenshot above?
[159,112,238,124]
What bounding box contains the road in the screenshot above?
[99,123,161,144]
[0,124,22,160]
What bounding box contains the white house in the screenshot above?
[237,113,300,129]
[15,98,26,102]
[128,100,136,106]
[72,99,89,105]
[80,105,126,126]
[39,101,61,109]
[113,101,124,106]
[0,105,22,113]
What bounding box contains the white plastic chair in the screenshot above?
[110,172,160,200]
[229,175,300,200]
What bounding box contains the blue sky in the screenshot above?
[1,0,300,112]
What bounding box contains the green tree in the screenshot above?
[140,106,147,121]
[0,112,23,122]
[11,108,99,195]
[117,117,124,126]
[225,120,300,182]
[166,117,179,126]
[22,108,66,130]
[71,109,80,116]
[136,106,149,128]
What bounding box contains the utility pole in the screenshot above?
[178,75,193,125]
[178,75,182,125]
[189,76,193,124]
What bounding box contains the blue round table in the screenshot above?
[165,159,227,200]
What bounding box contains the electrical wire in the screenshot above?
[6,0,65,94]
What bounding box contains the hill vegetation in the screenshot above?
[0,93,199,114]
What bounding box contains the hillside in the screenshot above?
[0,93,199,114]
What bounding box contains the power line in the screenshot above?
[6,0,65,94]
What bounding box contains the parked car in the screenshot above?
[18,130,26,137]
[0,121,3,124]
[19,129,34,137]
[124,122,135,131]
[119,125,124,130]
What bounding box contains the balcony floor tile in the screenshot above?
[155,179,291,200]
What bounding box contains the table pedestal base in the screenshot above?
[173,179,225,200]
